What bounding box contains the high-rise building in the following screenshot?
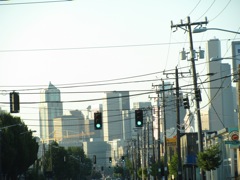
[54,110,87,147]
[39,82,63,142]
[206,39,237,131]
[102,91,131,141]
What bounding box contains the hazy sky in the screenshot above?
[0,0,239,133]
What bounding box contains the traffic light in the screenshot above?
[135,109,143,127]
[183,96,190,109]
[121,156,125,162]
[94,112,102,130]
[93,155,96,164]
[10,92,20,113]
[109,157,112,163]
[195,89,202,101]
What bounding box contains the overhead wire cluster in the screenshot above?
[0,0,239,138]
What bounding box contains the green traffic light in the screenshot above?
[137,121,142,126]
[96,124,101,128]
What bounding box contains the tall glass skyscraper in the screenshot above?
[102,91,131,141]
[39,82,63,142]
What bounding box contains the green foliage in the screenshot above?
[91,170,102,179]
[169,154,178,178]
[113,165,130,179]
[43,143,92,179]
[0,113,39,179]
[150,159,164,177]
[137,167,148,179]
[125,157,133,175]
[114,165,123,175]
[197,144,222,171]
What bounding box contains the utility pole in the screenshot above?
[137,131,141,180]
[147,116,150,180]
[152,84,161,180]
[163,68,188,180]
[175,67,182,180]
[132,139,136,180]
[143,119,146,180]
[162,80,168,180]
[152,82,169,180]
[149,105,156,180]
[171,16,208,180]
[0,131,2,180]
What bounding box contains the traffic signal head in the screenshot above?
[109,157,112,163]
[183,96,190,109]
[93,155,96,164]
[135,110,143,127]
[121,156,125,162]
[195,89,202,101]
[10,92,20,113]
[94,112,102,130]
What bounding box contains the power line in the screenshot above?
[0,38,238,53]
[187,0,202,16]
[209,0,232,22]
[0,0,72,6]
[195,0,216,21]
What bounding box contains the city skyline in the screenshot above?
[0,0,239,134]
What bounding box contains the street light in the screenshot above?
[0,123,22,131]
[20,130,37,135]
[210,56,240,61]
[210,56,240,82]
[193,27,240,35]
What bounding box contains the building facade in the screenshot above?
[39,82,63,142]
[102,91,131,141]
[54,110,89,147]
[206,39,237,131]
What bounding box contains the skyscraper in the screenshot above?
[54,110,87,147]
[39,82,63,142]
[102,91,131,141]
[206,39,237,131]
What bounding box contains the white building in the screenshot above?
[39,82,63,142]
[54,110,88,147]
[102,91,131,141]
[206,39,237,131]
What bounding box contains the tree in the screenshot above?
[124,158,133,179]
[0,113,39,179]
[137,167,148,179]
[67,146,92,179]
[197,144,222,171]
[114,165,123,178]
[43,142,92,180]
[149,159,164,178]
[169,154,178,178]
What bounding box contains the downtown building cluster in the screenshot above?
[37,39,240,179]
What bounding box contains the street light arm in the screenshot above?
[210,56,240,61]
[193,27,240,34]
[0,123,22,131]
[20,130,37,135]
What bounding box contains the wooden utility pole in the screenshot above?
[161,80,168,180]
[171,16,208,180]
[175,67,182,180]
[152,82,169,180]
[164,67,189,180]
